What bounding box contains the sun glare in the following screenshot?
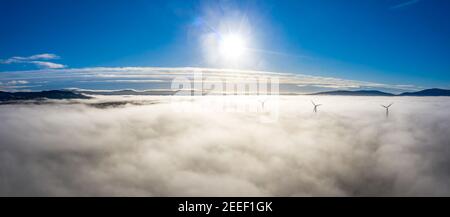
[219,33,247,59]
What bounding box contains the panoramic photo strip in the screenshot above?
[1,0,449,215]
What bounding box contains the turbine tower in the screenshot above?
[311,101,322,113]
[259,98,268,110]
[381,103,393,117]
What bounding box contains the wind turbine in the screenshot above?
[381,103,393,117]
[311,101,322,113]
[258,98,268,110]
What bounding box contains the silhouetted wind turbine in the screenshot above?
[311,101,322,113]
[381,103,393,117]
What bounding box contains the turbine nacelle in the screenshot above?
[381,103,393,109]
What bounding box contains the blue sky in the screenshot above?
[1,0,449,89]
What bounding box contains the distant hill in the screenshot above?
[398,88,450,96]
[310,90,395,96]
[0,90,90,101]
[77,89,179,96]
[1,88,449,102]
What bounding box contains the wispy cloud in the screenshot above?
[390,0,421,10]
[0,53,66,69]
[0,67,420,93]
[9,53,60,61]
[3,80,29,85]
[0,80,34,91]
[29,61,66,69]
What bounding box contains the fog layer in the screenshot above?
[0,96,449,196]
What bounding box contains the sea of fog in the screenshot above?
[0,96,449,196]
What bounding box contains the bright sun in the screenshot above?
[219,33,247,59]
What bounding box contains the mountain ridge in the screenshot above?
[1,88,450,102]
[310,90,395,96]
[398,88,450,96]
[77,89,179,96]
[0,90,90,101]
[310,88,450,96]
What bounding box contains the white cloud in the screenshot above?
[0,67,420,94]
[30,61,66,69]
[6,80,29,85]
[0,80,29,89]
[0,96,449,196]
[10,53,60,61]
[0,53,66,69]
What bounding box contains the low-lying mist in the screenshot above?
[0,96,449,196]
